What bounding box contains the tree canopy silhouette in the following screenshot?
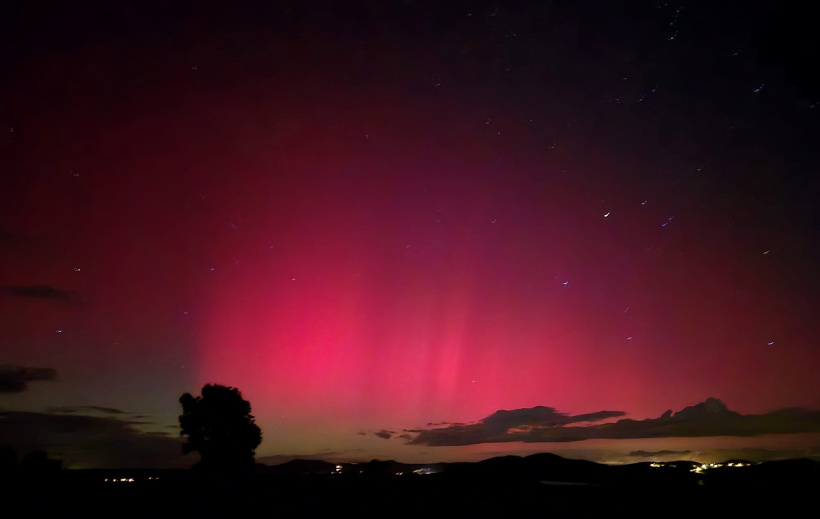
[179,384,262,471]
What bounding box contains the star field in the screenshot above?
[1,0,819,467]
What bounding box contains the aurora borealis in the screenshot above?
[2,1,819,468]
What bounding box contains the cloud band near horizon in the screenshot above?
[405,398,820,446]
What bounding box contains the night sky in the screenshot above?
[2,1,820,469]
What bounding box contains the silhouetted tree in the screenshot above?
[20,450,62,480]
[179,384,262,471]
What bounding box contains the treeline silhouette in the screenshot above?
[0,447,63,478]
[3,451,818,517]
[3,384,818,517]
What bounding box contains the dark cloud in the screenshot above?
[0,364,57,393]
[628,450,692,458]
[4,285,82,305]
[0,409,195,468]
[358,429,397,439]
[406,398,820,447]
[92,407,126,414]
[407,406,625,446]
[482,407,626,433]
[50,406,126,415]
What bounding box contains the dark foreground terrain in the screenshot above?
[3,454,818,518]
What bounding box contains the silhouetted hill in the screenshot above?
[444,453,611,484]
[3,452,818,517]
[258,458,336,476]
